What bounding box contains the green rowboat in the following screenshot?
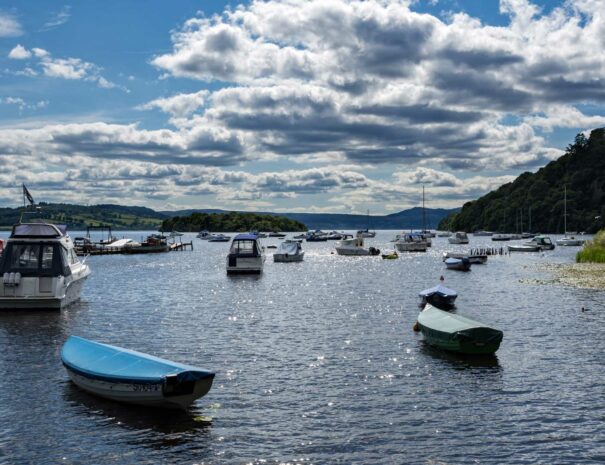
[417,305,503,355]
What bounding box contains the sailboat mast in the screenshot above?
[564,185,567,234]
[422,184,426,231]
[529,207,532,233]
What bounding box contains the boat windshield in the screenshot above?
[230,240,259,256]
[0,242,70,277]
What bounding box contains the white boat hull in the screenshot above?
[395,242,427,252]
[226,256,265,274]
[556,238,584,246]
[0,273,89,310]
[335,246,371,256]
[65,367,214,410]
[273,252,304,262]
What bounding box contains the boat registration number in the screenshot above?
[132,384,160,392]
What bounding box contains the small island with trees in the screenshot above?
[161,211,307,233]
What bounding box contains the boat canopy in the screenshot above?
[0,241,71,277]
[11,223,67,238]
[277,241,300,255]
[419,284,457,298]
[61,336,214,384]
[234,233,258,241]
[418,305,489,333]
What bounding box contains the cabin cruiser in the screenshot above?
[209,234,231,242]
[197,230,213,240]
[0,222,91,309]
[335,233,380,256]
[395,233,428,252]
[492,233,511,241]
[227,234,266,274]
[448,231,469,244]
[273,240,304,262]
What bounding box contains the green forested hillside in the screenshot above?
[0,203,165,230]
[439,129,605,233]
[161,211,306,232]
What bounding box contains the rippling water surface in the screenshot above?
[1,231,603,464]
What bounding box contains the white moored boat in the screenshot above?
[273,240,304,262]
[227,234,266,274]
[61,336,215,410]
[395,233,428,252]
[335,233,380,256]
[448,231,469,244]
[0,222,91,310]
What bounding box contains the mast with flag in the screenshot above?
[23,184,35,209]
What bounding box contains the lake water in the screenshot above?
[1,231,603,464]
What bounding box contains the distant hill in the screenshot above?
[0,202,457,231]
[0,203,166,230]
[439,128,605,234]
[161,207,458,230]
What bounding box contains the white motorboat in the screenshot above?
[209,234,231,242]
[357,229,376,238]
[273,240,304,262]
[436,231,452,237]
[197,230,213,240]
[507,244,541,252]
[227,234,266,274]
[473,231,493,236]
[492,233,511,241]
[448,232,469,244]
[0,222,91,309]
[525,235,555,250]
[395,233,428,252]
[335,233,380,256]
[168,231,184,238]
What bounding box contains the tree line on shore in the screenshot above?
[439,129,605,235]
[161,211,307,233]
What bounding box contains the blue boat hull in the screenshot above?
[61,336,215,410]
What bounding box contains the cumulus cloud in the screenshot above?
[139,90,209,117]
[8,44,31,59]
[3,0,605,212]
[7,45,127,90]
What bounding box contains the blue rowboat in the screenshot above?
[61,336,215,410]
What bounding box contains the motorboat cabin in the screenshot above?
[227,234,265,274]
[0,222,91,309]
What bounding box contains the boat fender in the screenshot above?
[413,321,420,332]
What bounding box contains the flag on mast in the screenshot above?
[22,184,35,206]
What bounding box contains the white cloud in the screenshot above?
[0,10,22,37]
[139,90,209,117]
[8,44,31,59]
[40,6,71,31]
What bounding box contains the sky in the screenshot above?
[1,0,604,214]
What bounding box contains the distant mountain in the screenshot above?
[439,128,605,234]
[0,202,457,231]
[161,207,458,230]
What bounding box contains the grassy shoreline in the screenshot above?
[576,230,605,263]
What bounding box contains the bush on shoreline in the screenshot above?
[576,230,605,263]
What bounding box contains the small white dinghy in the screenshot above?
[61,336,215,410]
